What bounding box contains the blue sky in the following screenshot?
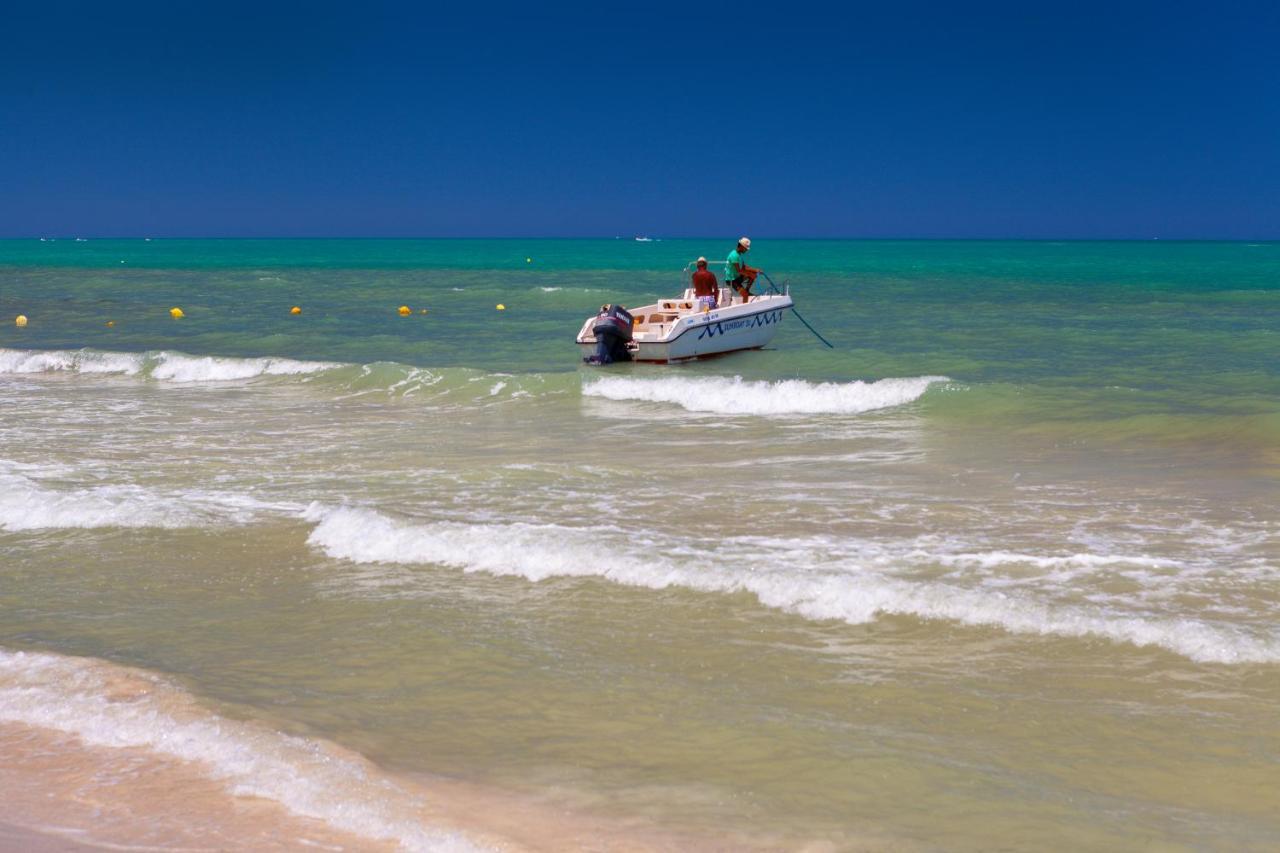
[2,1,1276,237]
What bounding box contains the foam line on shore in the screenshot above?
[0,649,483,852]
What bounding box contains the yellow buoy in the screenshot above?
[170,307,184,319]
[106,320,115,327]
[419,309,428,314]
[15,314,28,327]
[290,306,302,315]
[398,305,411,316]
[496,303,506,311]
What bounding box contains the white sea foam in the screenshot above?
[303,505,617,583]
[0,349,568,405]
[0,348,340,384]
[147,352,339,382]
[928,551,1184,571]
[0,649,482,852]
[304,506,1280,665]
[582,375,949,416]
[0,469,296,532]
[0,348,145,376]
[0,349,551,402]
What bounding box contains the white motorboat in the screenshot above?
[576,281,794,363]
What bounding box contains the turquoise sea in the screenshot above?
[1,239,1278,850]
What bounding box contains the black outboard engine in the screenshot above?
[587,304,634,364]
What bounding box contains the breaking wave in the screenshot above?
[0,349,948,418]
[0,348,572,406]
[0,648,481,852]
[0,348,337,383]
[0,467,298,531]
[581,375,949,416]
[303,506,1280,665]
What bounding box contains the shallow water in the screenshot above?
[1,240,1278,850]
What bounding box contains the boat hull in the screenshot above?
[577,295,792,363]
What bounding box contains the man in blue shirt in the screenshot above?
[725,237,759,303]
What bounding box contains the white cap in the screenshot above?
[738,237,751,248]
[696,256,707,263]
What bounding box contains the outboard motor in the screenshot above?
[587,304,634,364]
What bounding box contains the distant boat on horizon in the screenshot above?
[634,236,656,242]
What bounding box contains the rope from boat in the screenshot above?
[759,271,835,349]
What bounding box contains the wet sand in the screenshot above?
[0,824,100,852]
[1,720,811,852]
[0,723,397,851]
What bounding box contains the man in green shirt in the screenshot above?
[725,237,759,303]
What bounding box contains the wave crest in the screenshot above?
[582,375,949,416]
[0,348,338,383]
[0,467,297,531]
[0,349,566,405]
[303,506,1280,665]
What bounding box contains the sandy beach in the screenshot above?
[1,713,799,852]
